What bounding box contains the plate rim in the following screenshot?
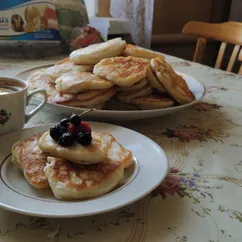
[14,64,207,115]
[0,121,169,218]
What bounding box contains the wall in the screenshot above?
[151,0,231,67]
[94,0,232,67]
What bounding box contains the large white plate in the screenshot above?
[15,64,206,121]
[0,122,168,218]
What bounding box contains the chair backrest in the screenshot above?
[239,49,242,75]
[182,21,242,74]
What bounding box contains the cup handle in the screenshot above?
[25,89,47,123]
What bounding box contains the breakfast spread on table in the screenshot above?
[11,112,134,200]
[26,38,195,110]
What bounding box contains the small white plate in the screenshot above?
[0,122,168,218]
[15,65,206,121]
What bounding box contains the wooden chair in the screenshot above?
[182,21,242,74]
[239,49,242,75]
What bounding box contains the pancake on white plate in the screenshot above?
[43,134,133,200]
[116,85,153,104]
[123,44,165,61]
[147,64,167,93]
[93,56,148,87]
[131,94,176,110]
[44,61,93,81]
[117,78,148,92]
[107,137,134,169]
[11,134,49,189]
[48,88,116,108]
[55,71,114,94]
[70,38,126,65]
[44,156,124,200]
[150,58,195,104]
[39,131,113,165]
[26,70,56,98]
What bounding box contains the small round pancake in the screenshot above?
[147,64,167,93]
[55,71,114,94]
[39,131,113,165]
[44,62,93,81]
[117,78,148,92]
[123,44,165,61]
[107,137,134,169]
[44,156,124,200]
[70,38,126,65]
[150,58,195,104]
[116,85,153,104]
[26,70,56,98]
[93,56,148,87]
[131,94,176,110]
[48,88,116,108]
[11,134,49,189]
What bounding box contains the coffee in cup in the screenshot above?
[0,77,47,136]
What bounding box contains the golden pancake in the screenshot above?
[107,137,134,169]
[48,88,116,108]
[70,38,126,65]
[150,58,195,104]
[26,70,56,98]
[55,71,114,94]
[11,134,49,189]
[39,131,113,165]
[131,94,176,110]
[44,62,93,81]
[93,56,148,87]
[123,44,165,60]
[147,64,167,93]
[117,78,148,92]
[44,156,124,200]
[116,85,153,104]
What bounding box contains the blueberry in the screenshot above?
[60,118,70,129]
[77,132,92,146]
[50,125,65,141]
[58,132,74,147]
[70,114,82,126]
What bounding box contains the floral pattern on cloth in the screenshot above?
[151,173,242,241]
[110,0,154,48]
[162,125,228,143]
[0,53,242,241]
[195,102,222,112]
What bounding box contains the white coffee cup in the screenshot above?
[0,77,47,136]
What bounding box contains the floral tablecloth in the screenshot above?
[0,54,242,242]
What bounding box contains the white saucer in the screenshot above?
[0,122,168,218]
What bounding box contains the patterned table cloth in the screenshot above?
[0,54,242,242]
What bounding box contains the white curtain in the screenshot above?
[110,0,154,48]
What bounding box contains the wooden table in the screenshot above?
[0,54,241,242]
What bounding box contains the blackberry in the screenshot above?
[49,125,65,141]
[77,132,92,146]
[58,132,74,147]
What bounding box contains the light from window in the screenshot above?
[84,0,97,17]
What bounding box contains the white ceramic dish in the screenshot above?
[0,122,168,218]
[15,64,206,121]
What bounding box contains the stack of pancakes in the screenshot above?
[11,130,134,200]
[26,37,195,110]
[94,56,152,106]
